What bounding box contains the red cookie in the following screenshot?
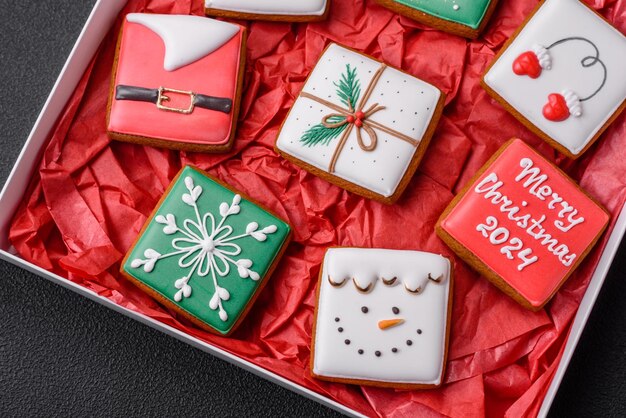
[107,14,246,152]
[436,139,609,311]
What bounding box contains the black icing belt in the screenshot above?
[115,85,232,114]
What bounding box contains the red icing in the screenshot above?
[543,93,570,122]
[512,51,542,79]
[440,139,608,308]
[108,19,244,145]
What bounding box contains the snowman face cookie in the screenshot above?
[311,248,452,388]
[482,0,626,158]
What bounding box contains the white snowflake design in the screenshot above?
[130,176,278,322]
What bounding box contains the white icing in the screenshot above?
[483,0,626,155]
[515,157,585,232]
[205,0,327,15]
[562,89,582,117]
[531,44,552,70]
[126,14,239,71]
[313,248,451,385]
[473,169,579,267]
[276,44,441,198]
[476,216,539,271]
[131,176,277,321]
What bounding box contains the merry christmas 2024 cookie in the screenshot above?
[374,0,500,39]
[436,139,608,311]
[311,248,452,389]
[275,43,445,204]
[107,14,246,152]
[482,0,626,159]
[205,0,329,22]
[121,166,291,335]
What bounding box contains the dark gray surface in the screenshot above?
[0,1,624,417]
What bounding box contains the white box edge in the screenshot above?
[537,204,626,417]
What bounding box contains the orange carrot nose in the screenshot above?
[378,318,405,330]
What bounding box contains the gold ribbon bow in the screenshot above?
[300,64,419,173]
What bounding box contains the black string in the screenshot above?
[546,36,607,102]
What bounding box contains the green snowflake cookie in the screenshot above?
[122,166,291,335]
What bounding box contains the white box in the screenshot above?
[0,1,624,416]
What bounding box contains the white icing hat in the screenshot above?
[325,248,449,294]
[126,13,240,71]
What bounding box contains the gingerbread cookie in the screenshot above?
[205,0,330,22]
[275,43,445,204]
[121,166,291,335]
[107,14,246,152]
[436,139,608,311]
[482,0,626,159]
[373,0,500,39]
[311,248,452,389]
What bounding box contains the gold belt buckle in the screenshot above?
[156,86,196,114]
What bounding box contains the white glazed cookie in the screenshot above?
[483,0,626,158]
[275,43,443,203]
[205,0,328,21]
[311,248,452,388]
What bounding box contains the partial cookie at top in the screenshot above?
[205,0,330,22]
[482,0,626,158]
[373,0,501,39]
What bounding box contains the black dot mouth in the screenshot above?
[334,315,423,357]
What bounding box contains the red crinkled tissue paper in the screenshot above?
[8,0,626,416]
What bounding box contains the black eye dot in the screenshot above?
[337,327,343,333]
[345,339,351,345]
[361,306,369,313]
[358,349,364,355]
[391,347,398,353]
[392,307,400,315]
[417,329,422,335]
[406,339,413,346]
[334,317,340,322]
[375,351,381,357]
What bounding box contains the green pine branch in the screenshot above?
[300,116,347,147]
[334,64,361,111]
[298,65,360,148]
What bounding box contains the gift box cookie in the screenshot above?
[311,248,452,389]
[107,14,246,152]
[436,139,608,311]
[275,43,445,204]
[205,0,329,22]
[121,166,291,335]
[374,0,500,39]
[482,0,626,159]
